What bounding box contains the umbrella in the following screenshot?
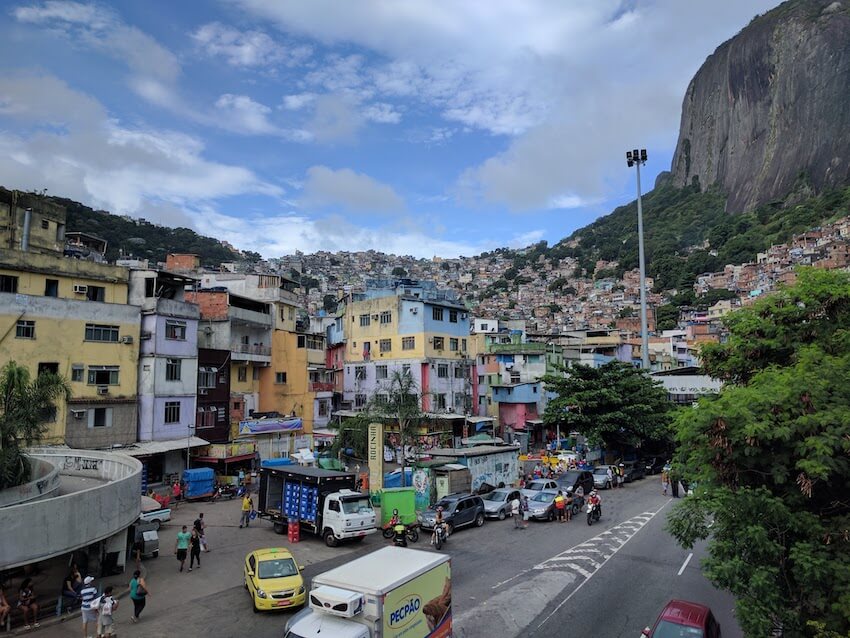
[141,495,161,512]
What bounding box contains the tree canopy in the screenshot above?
[667,268,850,636]
[542,362,672,450]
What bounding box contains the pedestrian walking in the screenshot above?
[554,490,566,523]
[175,525,191,572]
[189,528,202,571]
[194,513,209,552]
[79,575,98,638]
[511,495,522,529]
[239,493,254,528]
[238,469,245,487]
[661,468,670,496]
[128,570,148,623]
[521,494,530,529]
[95,585,117,638]
[172,480,182,504]
[606,466,613,489]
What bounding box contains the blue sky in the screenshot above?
[0,0,779,258]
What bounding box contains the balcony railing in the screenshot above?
[309,382,335,392]
[232,343,272,356]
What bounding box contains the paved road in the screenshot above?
[32,478,740,638]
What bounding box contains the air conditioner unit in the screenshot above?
[120,335,134,344]
[97,386,109,395]
[373,314,379,319]
[71,409,86,419]
[198,389,208,395]
[428,337,433,343]
[410,308,418,314]
[447,407,455,413]
[73,284,88,294]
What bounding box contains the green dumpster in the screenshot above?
[380,487,417,525]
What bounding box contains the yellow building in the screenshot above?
[0,249,140,447]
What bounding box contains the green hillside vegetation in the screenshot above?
[58,197,240,265]
[554,180,850,292]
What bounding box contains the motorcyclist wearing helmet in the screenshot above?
[389,508,401,527]
[588,489,602,516]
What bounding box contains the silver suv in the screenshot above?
[418,493,486,533]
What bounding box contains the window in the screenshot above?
[402,364,411,375]
[437,364,449,378]
[376,365,388,379]
[297,335,306,348]
[241,335,250,346]
[56,223,65,241]
[375,394,388,406]
[481,323,489,331]
[478,375,484,385]
[354,394,367,408]
[328,500,340,513]
[402,337,415,350]
[164,401,180,424]
[38,362,58,375]
[16,320,35,339]
[237,367,247,382]
[359,314,371,327]
[44,279,58,297]
[462,338,467,351]
[432,307,444,321]
[306,335,323,350]
[433,393,447,410]
[454,366,465,379]
[355,366,366,380]
[198,367,216,389]
[86,286,105,302]
[275,372,287,384]
[41,219,50,229]
[379,339,392,353]
[510,372,521,384]
[380,311,392,324]
[449,338,459,352]
[449,310,458,323]
[0,275,18,293]
[217,407,226,421]
[40,406,57,423]
[71,365,84,382]
[165,358,182,381]
[318,400,329,417]
[253,367,260,381]
[85,324,119,342]
[289,306,295,320]
[88,407,113,428]
[196,406,214,429]
[165,320,186,340]
[433,336,444,350]
[145,278,155,298]
[87,366,119,385]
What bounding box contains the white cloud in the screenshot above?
[302,166,405,213]
[214,94,276,135]
[281,93,316,110]
[191,22,311,68]
[307,95,363,143]
[362,102,402,124]
[0,73,281,225]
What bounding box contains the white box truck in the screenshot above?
[284,547,452,638]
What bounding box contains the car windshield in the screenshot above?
[526,483,546,491]
[652,620,704,638]
[258,557,298,579]
[531,492,555,503]
[434,500,454,512]
[340,498,372,515]
[483,491,509,502]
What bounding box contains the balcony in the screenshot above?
[229,305,272,327]
[231,342,272,363]
[309,381,335,393]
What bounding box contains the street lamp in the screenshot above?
[626,148,650,370]
[186,423,195,473]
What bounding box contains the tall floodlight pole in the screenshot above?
[626,149,650,370]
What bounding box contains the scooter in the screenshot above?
[586,500,601,526]
[433,523,448,550]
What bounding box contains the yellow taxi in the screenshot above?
[244,548,306,612]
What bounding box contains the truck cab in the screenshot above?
[322,490,376,546]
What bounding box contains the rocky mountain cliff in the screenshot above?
[671,0,850,213]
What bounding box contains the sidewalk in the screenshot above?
[21,495,367,637]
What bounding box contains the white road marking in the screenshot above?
[677,552,693,576]
[561,563,593,578]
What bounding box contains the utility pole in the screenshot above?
[626,149,650,370]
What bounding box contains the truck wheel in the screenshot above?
[498,509,506,521]
[273,522,285,535]
[475,513,485,527]
[151,519,161,530]
[323,529,339,548]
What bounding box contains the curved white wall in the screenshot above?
[0,449,142,570]
[0,458,61,508]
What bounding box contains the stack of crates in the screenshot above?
[283,482,301,520]
[287,520,300,543]
[299,485,318,522]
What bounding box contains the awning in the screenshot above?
[194,452,256,463]
[121,436,210,457]
[526,419,544,426]
[312,428,337,439]
[238,417,302,435]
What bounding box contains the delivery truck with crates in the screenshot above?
[257,465,377,547]
[284,547,452,638]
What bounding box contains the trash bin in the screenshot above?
[287,520,300,543]
[142,530,159,557]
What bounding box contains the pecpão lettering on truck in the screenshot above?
[388,595,421,629]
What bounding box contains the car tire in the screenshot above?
[548,510,555,522]
[605,481,611,490]
[323,529,339,548]
[150,519,161,530]
[475,512,485,527]
[273,522,285,535]
[498,509,506,521]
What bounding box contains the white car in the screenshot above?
[139,507,171,529]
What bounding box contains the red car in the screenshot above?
[642,599,721,637]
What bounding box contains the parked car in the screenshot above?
[623,462,646,482]
[592,466,613,490]
[527,491,559,521]
[642,599,721,637]
[556,470,595,496]
[643,457,666,475]
[417,493,486,533]
[138,507,171,530]
[481,488,521,520]
[521,479,559,498]
[244,547,306,613]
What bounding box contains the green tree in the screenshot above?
[0,362,69,489]
[542,362,672,449]
[322,294,338,313]
[655,304,680,331]
[667,269,850,636]
[391,266,407,278]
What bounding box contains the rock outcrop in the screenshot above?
[670,0,850,212]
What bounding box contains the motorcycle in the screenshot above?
[433,523,448,550]
[586,500,601,526]
[383,522,419,544]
